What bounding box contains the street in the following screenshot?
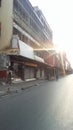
[0,74,73,130]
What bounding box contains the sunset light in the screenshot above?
[1,1,73,129]
[30,0,73,68]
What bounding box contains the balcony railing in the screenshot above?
[13,0,52,44]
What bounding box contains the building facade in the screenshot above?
[0,0,58,81]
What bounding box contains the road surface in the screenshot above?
[0,74,73,130]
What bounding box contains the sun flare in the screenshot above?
[55,43,73,68]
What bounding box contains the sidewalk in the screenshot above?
[0,79,48,98]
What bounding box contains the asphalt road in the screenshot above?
[0,74,73,130]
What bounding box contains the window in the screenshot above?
[0,0,1,7]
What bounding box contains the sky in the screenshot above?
[29,0,73,67]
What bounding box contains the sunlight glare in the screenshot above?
[55,43,73,68]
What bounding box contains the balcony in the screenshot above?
[13,0,52,44]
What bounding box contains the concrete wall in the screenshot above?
[0,0,13,51]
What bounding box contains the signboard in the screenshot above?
[19,40,34,59]
[25,62,37,67]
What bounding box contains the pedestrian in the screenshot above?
[6,70,12,85]
[6,65,13,85]
[8,71,12,84]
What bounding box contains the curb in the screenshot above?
[0,80,47,98]
[0,85,37,98]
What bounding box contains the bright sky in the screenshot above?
[29,0,73,67]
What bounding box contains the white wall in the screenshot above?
[19,40,34,59]
[0,0,13,51]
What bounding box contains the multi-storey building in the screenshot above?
[0,0,56,81]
